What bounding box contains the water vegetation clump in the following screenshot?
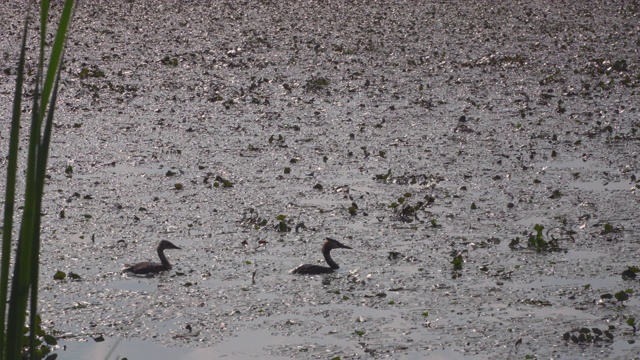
[563,325,615,344]
[388,192,424,223]
[303,75,330,92]
[213,175,233,188]
[509,224,563,252]
[239,208,269,229]
[78,66,105,79]
[275,214,291,232]
[161,56,179,67]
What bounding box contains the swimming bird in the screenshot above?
[291,237,352,275]
[123,240,181,274]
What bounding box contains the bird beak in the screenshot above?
[326,237,352,249]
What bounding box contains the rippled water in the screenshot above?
[1,0,639,359]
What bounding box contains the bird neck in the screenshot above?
[158,247,172,270]
[323,248,339,269]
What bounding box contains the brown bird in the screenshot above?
[123,240,181,274]
[291,238,352,275]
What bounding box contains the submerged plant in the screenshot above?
[0,1,75,359]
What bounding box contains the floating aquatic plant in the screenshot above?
[621,266,639,280]
[160,56,179,67]
[627,317,636,334]
[375,169,392,181]
[275,214,291,232]
[213,175,233,188]
[510,224,563,252]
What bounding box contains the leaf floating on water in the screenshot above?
[92,335,105,342]
[276,221,290,232]
[549,189,563,199]
[579,327,591,334]
[69,272,81,280]
[621,267,637,280]
[614,290,629,303]
[275,214,291,232]
[375,169,392,181]
[214,175,233,188]
[53,271,66,280]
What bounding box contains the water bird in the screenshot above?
[291,237,352,275]
[122,240,181,274]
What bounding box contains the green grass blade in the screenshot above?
[4,1,75,358]
[0,10,30,359]
[29,44,67,360]
[38,0,74,129]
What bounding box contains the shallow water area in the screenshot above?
[60,338,220,360]
[1,0,640,359]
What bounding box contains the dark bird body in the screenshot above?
[123,240,181,274]
[291,238,352,275]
